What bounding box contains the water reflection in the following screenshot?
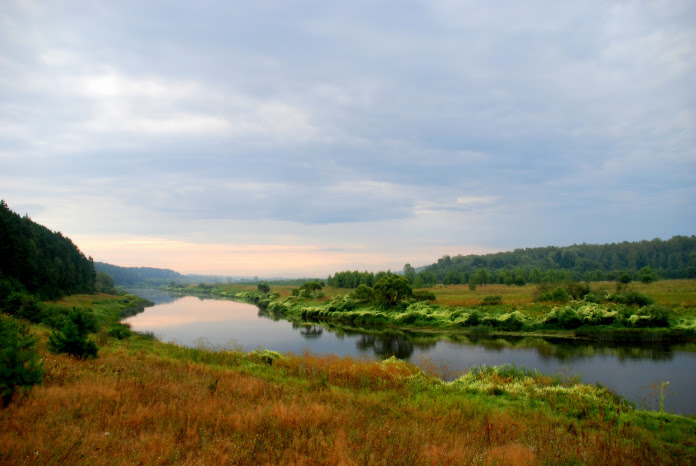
[292,323,324,339]
[355,334,415,359]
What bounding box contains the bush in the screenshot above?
[543,307,583,329]
[465,311,482,326]
[350,285,374,303]
[48,308,99,358]
[412,290,436,302]
[481,295,502,306]
[0,317,44,406]
[257,282,271,294]
[607,291,654,307]
[108,323,133,340]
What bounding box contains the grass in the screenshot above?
[1,294,695,463]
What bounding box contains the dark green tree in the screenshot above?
[403,264,416,284]
[257,282,271,294]
[638,266,658,284]
[95,271,116,294]
[373,275,412,307]
[0,317,44,406]
[350,284,374,303]
[48,308,98,358]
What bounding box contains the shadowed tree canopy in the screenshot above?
[373,275,413,307]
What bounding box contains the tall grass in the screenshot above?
[1,330,694,464]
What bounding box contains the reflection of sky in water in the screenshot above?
[125,294,696,415]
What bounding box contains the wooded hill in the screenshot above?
[328,236,696,288]
[93,262,184,287]
[420,236,696,286]
[0,200,95,299]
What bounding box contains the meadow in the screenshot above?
[1,294,695,464]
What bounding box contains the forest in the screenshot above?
[0,200,95,299]
[328,236,696,288]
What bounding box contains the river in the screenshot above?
[124,290,696,415]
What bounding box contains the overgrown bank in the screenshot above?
[1,294,695,464]
[170,279,696,343]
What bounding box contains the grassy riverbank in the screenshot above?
[1,294,695,464]
[167,280,696,342]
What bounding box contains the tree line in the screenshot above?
[328,236,696,288]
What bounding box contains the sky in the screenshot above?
[1,0,695,278]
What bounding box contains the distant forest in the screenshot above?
[94,262,184,287]
[328,236,696,288]
[94,262,245,287]
[0,200,95,299]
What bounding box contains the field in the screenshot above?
[1,294,695,464]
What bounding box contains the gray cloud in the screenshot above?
[1,0,694,272]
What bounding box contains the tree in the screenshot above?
[257,282,271,294]
[48,308,98,358]
[403,264,416,284]
[373,275,412,307]
[0,317,44,406]
[95,271,116,294]
[638,266,658,284]
[350,284,374,303]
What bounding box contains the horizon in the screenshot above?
[2,1,694,277]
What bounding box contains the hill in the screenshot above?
[0,200,95,299]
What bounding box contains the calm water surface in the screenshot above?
[124,291,696,415]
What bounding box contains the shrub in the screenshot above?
[108,323,133,340]
[48,308,98,358]
[496,313,525,331]
[0,317,44,406]
[465,311,482,326]
[481,295,502,306]
[543,307,583,329]
[607,291,654,307]
[350,285,374,303]
[412,290,436,302]
[257,282,270,294]
[583,292,602,304]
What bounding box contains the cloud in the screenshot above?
[1,0,694,275]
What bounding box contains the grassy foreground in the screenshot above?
[2,295,696,464]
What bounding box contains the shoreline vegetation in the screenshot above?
[1,294,695,463]
[163,279,696,343]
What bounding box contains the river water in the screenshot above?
[124,290,696,415]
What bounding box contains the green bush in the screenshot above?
[481,295,502,306]
[0,317,44,406]
[543,307,583,329]
[108,323,133,340]
[607,291,654,307]
[412,290,436,302]
[350,285,374,303]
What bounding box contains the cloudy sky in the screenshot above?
[2,1,694,277]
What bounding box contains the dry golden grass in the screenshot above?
[0,340,681,465]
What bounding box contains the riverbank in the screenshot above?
[1,293,695,464]
[165,280,696,343]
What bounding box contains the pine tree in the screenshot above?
[0,317,44,406]
[48,308,98,358]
